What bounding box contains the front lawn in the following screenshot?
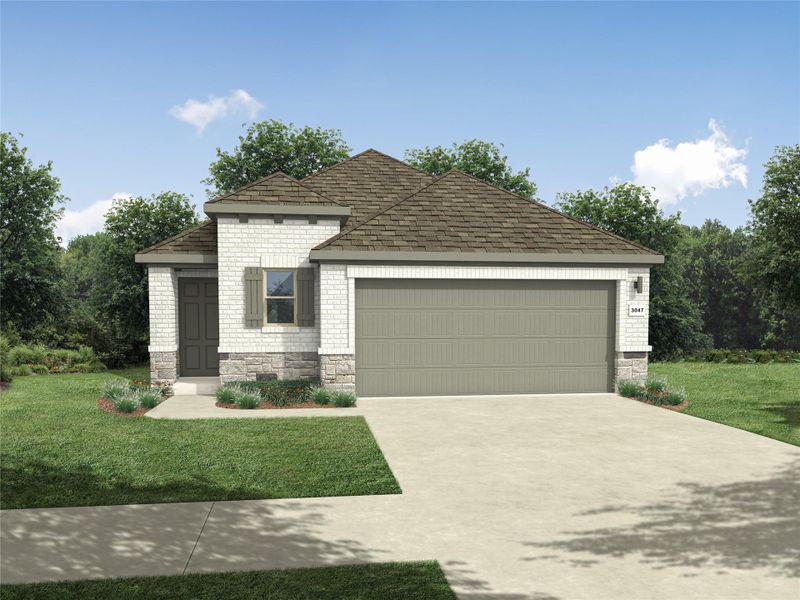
[650,362,800,446]
[0,561,455,600]
[0,371,400,509]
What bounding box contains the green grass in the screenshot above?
[106,364,150,381]
[0,371,400,509]
[650,362,800,446]
[0,561,456,600]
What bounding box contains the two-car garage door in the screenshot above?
[355,279,615,397]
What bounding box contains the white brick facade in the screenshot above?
[318,263,652,355]
[147,220,652,388]
[217,216,341,353]
[147,267,179,352]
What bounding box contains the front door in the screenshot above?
[179,278,219,376]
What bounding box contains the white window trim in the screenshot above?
[263,268,297,327]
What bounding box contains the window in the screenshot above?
[264,270,296,324]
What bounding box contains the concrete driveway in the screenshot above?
[2,394,798,599]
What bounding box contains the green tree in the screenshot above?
[681,220,762,348]
[0,132,66,341]
[405,140,538,199]
[204,120,351,197]
[95,193,199,365]
[555,183,709,360]
[61,233,115,353]
[747,145,800,312]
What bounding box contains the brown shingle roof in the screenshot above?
[139,221,217,255]
[302,149,433,225]
[315,171,658,256]
[207,172,341,206]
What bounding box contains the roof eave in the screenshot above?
[204,202,351,217]
[309,250,664,265]
[135,253,218,265]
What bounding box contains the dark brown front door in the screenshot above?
[179,278,219,376]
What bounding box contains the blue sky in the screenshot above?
[2,1,798,243]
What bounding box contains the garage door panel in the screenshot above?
[355,279,615,396]
[357,365,612,396]
[357,338,610,368]
[358,308,611,339]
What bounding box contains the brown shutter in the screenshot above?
[244,267,263,328]
[297,267,315,327]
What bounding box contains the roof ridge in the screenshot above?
[302,148,434,183]
[441,170,660,256]
[208,170,343,206]
[207,171,286,204]
[139,220,215,254]
[313,172,448,251]
[360,148,438,178]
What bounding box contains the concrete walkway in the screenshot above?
[2,394,799,599]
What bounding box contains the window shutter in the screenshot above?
[297,267,315,327]
[244,267,263,328]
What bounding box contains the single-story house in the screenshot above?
[135,149,663,396]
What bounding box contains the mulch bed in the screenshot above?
[627,397,688,412]
[216,400,335,410]
[0,382,10,391]
[657,400,689,412]
[98,397,153,417]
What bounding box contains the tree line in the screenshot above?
[1,125,797,366]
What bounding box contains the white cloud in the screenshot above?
[56,193,131,246]
[169,89,264,133]
[631,119,748,205]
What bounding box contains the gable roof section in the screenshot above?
[302,149,434,225]
[206,171,342,206]
[134,221,217,263]
[312,171,662,262]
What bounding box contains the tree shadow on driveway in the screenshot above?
[521,462,800,577]
[442,560,557,600]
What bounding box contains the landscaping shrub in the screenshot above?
[73,360,107,373]
[616,380,640,398]
[617,376,686,407]
[216,384,239,404]
[645,377,667,394]
[1,365,12,383]
[130,380,172,397]
[222,379,338,408]
[113,392,139,414]
[0,334,10,366]
[75,345,97,364]
[665,388,686,406]
[7,344,47,367]
[235,390,261,409]
[640,378,679,405]
[311,386,331,405]
[238,379,319,407]
[686,348,800,364]
[264,380,317,406]
[153,382,173,397]
[10,365,32,377]
[4,343,106,372]
[103,379,131,401]
[138,391,161,409]
[331,391,357,408]
[29,364,50,375]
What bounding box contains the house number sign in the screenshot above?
[628,302,648,318]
